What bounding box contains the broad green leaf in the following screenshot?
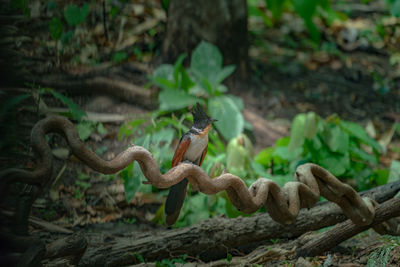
[158,88,199,111]
[97,123,107,135]
[76,122,92,141]
[153,64,174,82]
[49,17,63,40]
[190,41,222,88]
[292,0,317,19]
[255,147,274,166]
[340,121,382,153]
[64,4,81,26]
[47,0,58,11]
[373,169,389,186]
[350,146,377,165]
[226,94,244,110]
[64,3,89,26]
[319,151,350,176]
[387,0,400,17]
[80,3,90,23]
[292,0,320,42]
[322,124,349,154]
[274,145,302,161]
[208,95,244,141]
[288,113,306,152]
[388,160,400,183]
[215,65,236,85]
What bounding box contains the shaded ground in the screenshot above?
[1,0,400,266]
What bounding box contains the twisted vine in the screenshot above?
[0,116,386,227]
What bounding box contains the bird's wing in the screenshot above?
[199,143,208,166]
[171,135,191,168]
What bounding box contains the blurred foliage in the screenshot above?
[248,0,346,43]
[255,112,396,191]
[150,41,245,141]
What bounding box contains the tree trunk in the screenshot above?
[162,0,248,82]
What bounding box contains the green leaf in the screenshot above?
[288,113,306,152]
[50,90,87,121]
[47,0,58,11]
[388,160,400,183]
[215,65,236,85]
[190,41,224,89]
[227,253,232,263]
[158,88,200,111]
[64,4,80,26]
[322,124,349,154]
[292,0,318,19]
[76,122,93,141]
[97,123,107,135]
[121,162,142,202]
[64,3,89,26]
[61,31,73,45]
[113,51,127,63]
[208,95,244,141]
[153,64,174,82]
[291,0,320,42]
[266,0,286,20]
[49,17,63,40]
[340,121,382,153]
[255,147,274,166]
[319,151,350,176]
[373,169,389,186]
[387,0,400,17]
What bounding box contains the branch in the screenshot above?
[296,196,400,257]
[0,116,380,227]
[79,182,400,266]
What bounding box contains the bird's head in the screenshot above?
[192,103,217,134]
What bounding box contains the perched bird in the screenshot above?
[165,103,217,225]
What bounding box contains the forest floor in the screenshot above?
[1,0,400,266]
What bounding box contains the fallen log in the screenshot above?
[296,196,400,257]
[78,180,400,266]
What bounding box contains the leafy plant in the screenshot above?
[367,236,400,267]
[118,115,190,202]
[47,1,90,51]
[150,41,244,141]
[386,0,400,17]
[256,112,386,190]
[155,254,188,267]
[248,0,346,43]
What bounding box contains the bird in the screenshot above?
[165,103,217,225]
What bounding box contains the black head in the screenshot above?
[192,103,217,129]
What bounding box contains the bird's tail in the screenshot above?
[165,178,188,225]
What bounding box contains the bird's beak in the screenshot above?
[211,118,218,123]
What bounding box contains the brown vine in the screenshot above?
[0,115,383,228]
